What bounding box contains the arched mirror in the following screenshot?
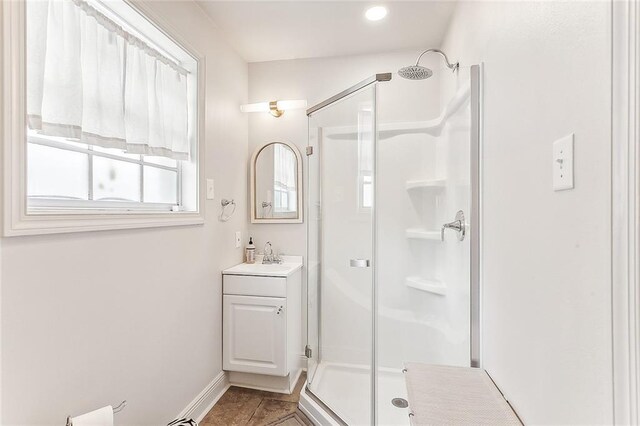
[250,141,303,223]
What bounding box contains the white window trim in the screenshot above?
[2,0,206,236]
[612,0,640,423]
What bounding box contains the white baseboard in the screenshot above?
[176,371,230,423]
[229,367,302,394]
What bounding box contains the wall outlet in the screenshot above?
[553,133,574,191]
[206,179,215,200]
[235,231,242,248]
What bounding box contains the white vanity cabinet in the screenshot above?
[222,256,303,394]
[223,293,287,376]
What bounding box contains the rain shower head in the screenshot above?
[399,48,459,80]
[398,65,433,80]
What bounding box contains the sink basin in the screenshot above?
[223,258,303,277]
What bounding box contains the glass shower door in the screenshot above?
[307,85,376,425]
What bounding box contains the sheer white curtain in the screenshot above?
[273,144,297,213]
[27,0,190,160]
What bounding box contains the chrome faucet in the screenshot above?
[263,241,273,263]
[262,241,282,264]
[441,210,466,241]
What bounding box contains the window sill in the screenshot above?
[4,211,204,236]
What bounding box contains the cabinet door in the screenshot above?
[223,295,287,376]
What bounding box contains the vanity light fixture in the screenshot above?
[365,6,388,21]
[240,100,307,118]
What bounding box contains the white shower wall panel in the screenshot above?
[376,72,472,370]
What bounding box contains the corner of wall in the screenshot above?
[176,371,230,423]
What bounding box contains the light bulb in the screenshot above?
[365,6,387,21]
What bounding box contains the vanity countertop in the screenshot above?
[223,255,303,278]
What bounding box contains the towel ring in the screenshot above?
[113,400,127,414]
[220,199,236,222]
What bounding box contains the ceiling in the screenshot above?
[195,1,458,63]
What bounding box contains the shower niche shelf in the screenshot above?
[406,228,441,241]
[405,179,446,192]
[405,276,447,296]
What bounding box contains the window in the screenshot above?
[361,175,373,209]
[2,0,203,235]
[23,0,199,215]
[27,130,180,210]
[358,110,374,209]
[273,143,298,214]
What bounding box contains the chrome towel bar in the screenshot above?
[65,400,126,426]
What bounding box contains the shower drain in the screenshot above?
[391,398,409,409]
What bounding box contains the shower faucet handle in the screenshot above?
[441,210,466,241]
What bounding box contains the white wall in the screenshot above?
[441,1,613,424]
[0,1,248,424]
[0,1,4,419]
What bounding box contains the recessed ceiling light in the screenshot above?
[365,6,388,21]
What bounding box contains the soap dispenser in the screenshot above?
[245,237,256,264]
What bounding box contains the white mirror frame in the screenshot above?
[250,141,303,224]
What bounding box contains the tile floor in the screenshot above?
[200,373,312,426]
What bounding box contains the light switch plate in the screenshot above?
[553,134,574,191]
[206,179,215,200]
[235,231,242,248]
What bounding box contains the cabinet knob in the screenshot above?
[276,306,283,315]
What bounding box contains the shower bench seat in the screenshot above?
[403,363,522,425]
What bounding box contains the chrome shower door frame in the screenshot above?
[306,73,388,426]
[306,73,392,116]
[470,64,482,368]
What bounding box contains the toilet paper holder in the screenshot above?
[65,400,126,426]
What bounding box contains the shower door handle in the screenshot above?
[350,259,371,268]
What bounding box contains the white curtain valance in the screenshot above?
[26,0,190,161]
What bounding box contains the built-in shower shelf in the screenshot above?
[406,228,441,241]
[405,179,446,191]
[406,276,447,296]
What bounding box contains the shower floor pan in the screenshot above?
[302,362,410,426]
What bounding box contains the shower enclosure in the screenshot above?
[302,64,481,425]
